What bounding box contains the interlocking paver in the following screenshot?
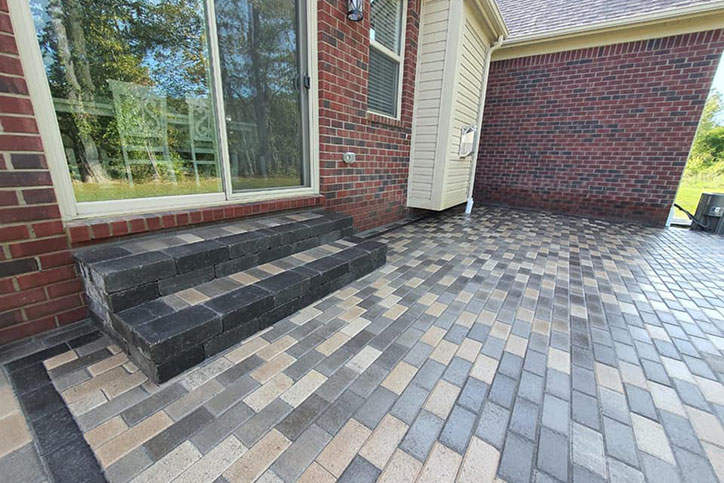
[4,208,724,483]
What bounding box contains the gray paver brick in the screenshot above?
[489,373,517,409]
[400,409,444,461]
[338,455,381,483]
[510,397,539,441]
[438,404,476,454]
[475,401,510,449]
[537,427,569,482]
[271,424,332,482]
[573,390,600,430]
[603,416,639,468]
[498,432,535,483]
[542,394,569,435]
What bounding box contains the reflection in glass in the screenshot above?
[30,0,221,202]
[214,0,308,192]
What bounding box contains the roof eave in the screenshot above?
[471,0,510,40]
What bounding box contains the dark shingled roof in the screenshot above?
[496,0,717,38]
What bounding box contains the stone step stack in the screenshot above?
[74,210,386,383]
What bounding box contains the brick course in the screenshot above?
[0,0,420,343]
[474,30,724,226]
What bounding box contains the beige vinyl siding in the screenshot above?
[407,0,450,204]
[407,0,500,211]
[444,11,488,207]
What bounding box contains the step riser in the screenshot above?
[111,240,386,383]
[76,215,353,332]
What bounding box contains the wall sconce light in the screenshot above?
[347,0,363,21]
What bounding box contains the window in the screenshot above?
[368,0,405,118]
[20,0,317,217]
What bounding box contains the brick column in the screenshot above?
[0,1,84,344]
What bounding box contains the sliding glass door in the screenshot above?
[27,0,311,211]
[215,0,310,192]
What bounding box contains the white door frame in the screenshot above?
[10,0,319,220]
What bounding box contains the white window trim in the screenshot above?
[10,0,320,221]
[368,0,407,121]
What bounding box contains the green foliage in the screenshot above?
[685,90,724,178]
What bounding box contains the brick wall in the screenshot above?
[474,30,724,226]
[317,0,419,231]
[0,0,419,343]
[0,0,84,344]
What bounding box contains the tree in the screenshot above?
[686,89,724,176]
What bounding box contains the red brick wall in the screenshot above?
[474,30,724,226]
[0,0,419,343]
[0,0,84,344]
[318,0,419,231]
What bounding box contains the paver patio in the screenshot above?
[1,207,724,483]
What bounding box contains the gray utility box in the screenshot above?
[692,192,724,235]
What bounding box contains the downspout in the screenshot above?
[465,34,504,215]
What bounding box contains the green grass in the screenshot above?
[673,175,724,218]
[73,176,302,202]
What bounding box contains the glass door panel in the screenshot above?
[213,0,309,192]
[29,0,222,202]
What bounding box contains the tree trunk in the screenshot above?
[249,3,271,178]
[48,0,109,183]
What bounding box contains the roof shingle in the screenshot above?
[496,0,717,38]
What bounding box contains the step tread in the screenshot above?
[75,210,351,268]
[111,238,387,382]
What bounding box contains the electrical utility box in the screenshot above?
[692,192,724,235]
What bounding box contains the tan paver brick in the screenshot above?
[648,382,686,417]
[43,349,78,370]
[420,326,446,347]
[458,436,500,483]
[316,419,371,477]
[417,442,462,483]
[62,366,128,404]
[0,412,31,458]
[130,440,200,483]
[382,361,417,395]
[378,448,422,483]
[174,435,246,483]
[244,373,294,412]
[346,346,382,373]
[96,411,173,467]
[631,413,675,464]
[505,334,528,357]
[316,332,350,356]
[280,370,327,407]
[223,429,291,482]
[0,386,20,419]
[595,362,623,393]
[257,336,296,361]
[470,354,499,383]
[103,370,147,399]
[84,416,128,448]
[547,347,570,374]
[88,352,128,377]
[430,340,458,365]
[358,414,408,469]
[424,380,460,419]
[686,405,724,447]
[298,462,336,483]
[251,352,296,383]
[456,338,482,362]
[226,337,269,364]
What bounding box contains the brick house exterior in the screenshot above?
[0,0,421,344]
[0,0,722,344]
[474,30,724,225]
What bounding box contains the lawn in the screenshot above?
[673,175,724,218]
[73,176,302,202]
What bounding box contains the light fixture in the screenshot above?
[347,0,363,21]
